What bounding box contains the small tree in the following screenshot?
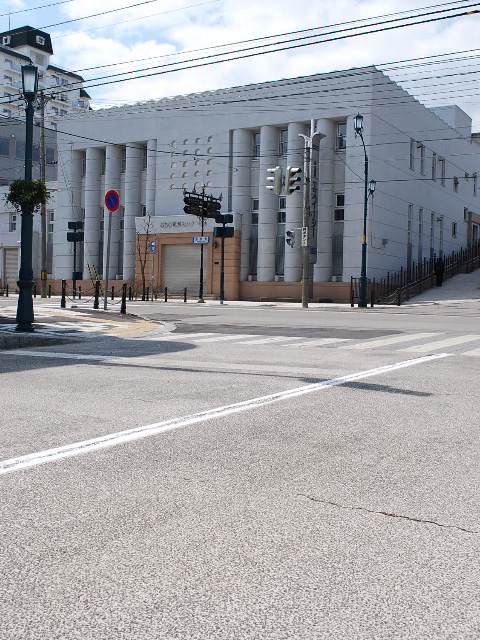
[136,214,154,300]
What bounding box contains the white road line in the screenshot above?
[0,353,450,475]
[341,332,439,350]
[3,350,127,363]
[192,334,255,343]
[288,337,351,348]
[237,336,304,345]
[462,347,480,356]
[158,332,217,341]
[400,335,480,353]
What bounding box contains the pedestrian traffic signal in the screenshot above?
[286,230,295,247]
[286,166,302,195]
[266,166,283,196]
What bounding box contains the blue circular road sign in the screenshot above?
[105,189,120,212]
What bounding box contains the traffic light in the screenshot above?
[183,193,191,215]
[286,166,302,195]
[266,166,282,196]
[285,230,295,248]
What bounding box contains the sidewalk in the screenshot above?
[0,295,162,350]
[402,269,480,305]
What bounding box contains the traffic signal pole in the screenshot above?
[199,187,205,303]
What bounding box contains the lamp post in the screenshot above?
[353,113,369,307]
[16,63,38,332]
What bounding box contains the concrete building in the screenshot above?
[50,66,480,301]
[0,26,90,126]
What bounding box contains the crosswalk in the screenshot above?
[151,330,480,356]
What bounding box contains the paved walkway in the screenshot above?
[402,269,480,305]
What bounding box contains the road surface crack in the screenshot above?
[300,494,478,534]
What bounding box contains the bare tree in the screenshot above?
[136,214,154,300]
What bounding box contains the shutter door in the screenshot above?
[4,248,19,289]
[162,245,207,294]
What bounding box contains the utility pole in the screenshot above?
[39,91,47,298]
[299,122,325,309]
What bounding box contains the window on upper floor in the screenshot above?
[252,132,260,158]
[417,143,425,175]
[0,136,9,156]
[334,193,345,220]
[474,172,477,196]
[120,147,126,173]
[409,140,415,170]
[439,157,445,185]
[142,145,148,170]
[9,212,16,232]
[452,222,457,238]
[336,123,347,150]
[432,152,436,181]
[279,129,288,156]
[36,35,45,45]
[453,176,459,192]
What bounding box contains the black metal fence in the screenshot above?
[351,240,480,306]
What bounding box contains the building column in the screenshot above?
[123,144,142,279]
[284,122,305,282]
[314,119,336,282]
[103,144,122,279]
[53,146,83,279]
[257,125,278,282]
[231,129,252,281]
[146,139,157,216]
[83,147,103,278]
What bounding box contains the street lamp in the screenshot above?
[16,63,39,332]
[354,113,369,308]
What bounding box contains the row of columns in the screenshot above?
[232,120,338,283]
[80,140,156,280]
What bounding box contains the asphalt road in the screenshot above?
[1,299,479,639]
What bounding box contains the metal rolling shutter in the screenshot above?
[4,248,19,289]
[161,245,207,294]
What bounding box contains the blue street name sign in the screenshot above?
[151,241,155,253]
[192,236,210,244]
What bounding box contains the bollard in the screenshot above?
[164,287,168,302]
[128,286,132,301]
[5,284,8,297]
[111,286,115,301]
[61,279,66,309]
[120,283,127,315]
[94,279,100,310]
[48,284,51,298]
[146,287,149,301]
[33,284,37,298]
[78,286,82,300]
[183,287,187,303]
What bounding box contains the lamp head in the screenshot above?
[368,179,376,195]
[353,113,364,136]
[22,64,38,99]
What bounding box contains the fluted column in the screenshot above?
[284,122,305,282]
[103,144,121,279]
[83,147,103,276]
[257,125,278,281]
[231,129,252,281]
[146,139,157,216]
[123,144,142,279]
[314,119,336,282]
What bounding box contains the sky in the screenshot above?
[2,0,480,128]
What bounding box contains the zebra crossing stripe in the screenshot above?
[288,337,351,348]
[341,332,439,350]
[192,334,255,343]
[237,336,304,345]
[401,335,480,353]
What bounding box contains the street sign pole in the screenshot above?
[199,187,205,303]
[220,218,225,305]
[104,190,120,310]
[104,209,112,310]
[73,236,77,300]
[151,241,155,303]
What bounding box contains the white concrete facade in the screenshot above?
[52,67,480,293]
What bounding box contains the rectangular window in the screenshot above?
[332,193,345,278]
[121,147,126,173]
[334,193,345,220]
[36,35,45,45]
[279,129,288,156]
[82,153,86,177]
[409,140,415,170]
[100,153,106,175]
[418,207,423,263]
[249,201,258,277]
[452,222,457,238]
[474,173,477,196]
[252,132,260,158]
[336,123,347,150]
[430,212,435,257]
[432,152,436,181]
[120,206,125,231]
[142,145,148,170]
[439,157,445,185]
[9,212,16,232]
[454,176,459,192]
[0,136,9,156]
[418,143,425,175]
[464,207,469,222]
[407,204,413,246]
[141,205,147,217]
